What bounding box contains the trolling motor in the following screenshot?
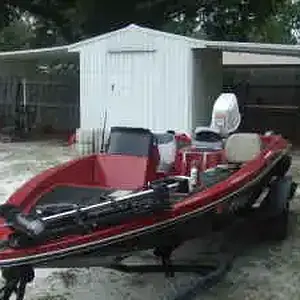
[0,205,45,238]
[0,178,191,249]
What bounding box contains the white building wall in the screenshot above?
[77,27,193,133]
[156,40,192,133]
[79,46,106,129]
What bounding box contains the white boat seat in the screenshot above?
[156,133,177,173]
[224,133,262,164]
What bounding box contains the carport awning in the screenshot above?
[0,45,78,62]
[222,52,300,65]
[205,40,300,57]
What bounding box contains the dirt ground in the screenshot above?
[0,141,300,300]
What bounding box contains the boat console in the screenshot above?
[102,123,262,192]
[174,92,242,179]
[96,126,160,188]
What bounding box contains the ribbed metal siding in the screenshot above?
[104,50,157,129]
[156,42,191,132]
[79,29,192,132]
[80,46,107,129]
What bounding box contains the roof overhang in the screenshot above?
[223,52,300,66]
[0,45,79,62]
[205,40,300,57]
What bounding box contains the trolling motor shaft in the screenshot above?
[0,178,189,248]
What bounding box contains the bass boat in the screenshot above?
[0,125,296,300]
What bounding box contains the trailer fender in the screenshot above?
[264,175,297,216]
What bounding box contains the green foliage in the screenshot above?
[0,19,33,51]
[248,0,300,44]
[0,0,299,50]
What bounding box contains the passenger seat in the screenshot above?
[224,133,263,165]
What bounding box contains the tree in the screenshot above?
[247,0,300,44]
[0,18,34,51]
[0,0,298,48]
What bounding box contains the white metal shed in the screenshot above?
[68,24,223,134]
[0,24,300,137]
[68,24,300,134]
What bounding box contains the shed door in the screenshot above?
[105,51,156,129]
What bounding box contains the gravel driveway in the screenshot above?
[0,141,299,300]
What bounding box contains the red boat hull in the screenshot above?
[0,134,291,267]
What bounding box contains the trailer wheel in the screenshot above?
[261,202,290,241]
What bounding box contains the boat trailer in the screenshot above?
[0,176,297,300]
[0,215,270,300]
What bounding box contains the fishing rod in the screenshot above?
[100,110,108,152]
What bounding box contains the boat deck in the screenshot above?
[36,185,118,207]
[34,166,235,211]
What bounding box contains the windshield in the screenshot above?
[108,127,153,156]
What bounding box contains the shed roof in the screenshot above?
[68,23,206,51]
[0,24,300,63]
[69,24,300,58]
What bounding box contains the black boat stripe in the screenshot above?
[0,149,289,267]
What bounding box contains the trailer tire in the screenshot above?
[262,202,289,241]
